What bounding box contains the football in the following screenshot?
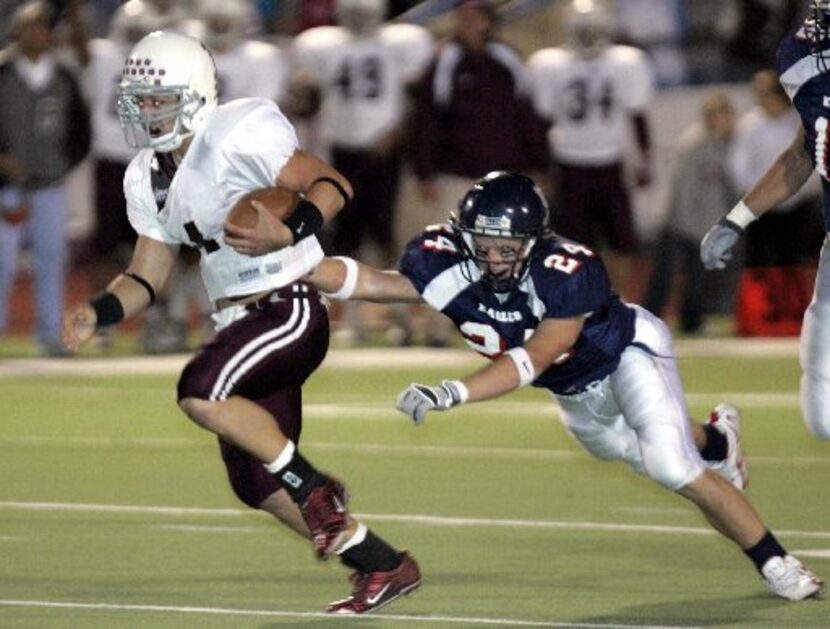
[225,186,300,230]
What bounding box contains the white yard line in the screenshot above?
[2,435,826,466]
[0,599,697,628]
[1,500,828,540]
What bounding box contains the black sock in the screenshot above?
[744,530,787,573]
[339,530,402,573]
[272,450,326,504]
[701,423,728,461]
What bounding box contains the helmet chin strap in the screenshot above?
[149,117,191,153]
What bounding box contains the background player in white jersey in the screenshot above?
[81,0,163,299]
[526,0,654,299]
[61,31,420,615]
[196,0,287,106]
[701,0,830,443]
[290,0,433,342]
[308,171,824,601]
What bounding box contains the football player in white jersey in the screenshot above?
[152,0,291,353]
[526,0,654,299]
[290,0,433,342]
[196,0,288,104]
[62,31,421,615]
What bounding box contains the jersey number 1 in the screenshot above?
[816,117,830,179]
[184,221,219,253]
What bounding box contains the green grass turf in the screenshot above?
[0,352,828,627]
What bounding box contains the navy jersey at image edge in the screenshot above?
[777,25,830,231]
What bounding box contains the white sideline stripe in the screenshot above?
[0,338,801,378]
[792,550,830,559]
[156,524,262,534]
[0,600,694,628]
[2,501,829,540]
[3,435,827,466]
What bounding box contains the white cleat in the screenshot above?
[707,403,749,490]
[761,555,825,601]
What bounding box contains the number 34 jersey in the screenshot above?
[778,26,830,231]
[399,225,636,394]
[526,44,654,166]
[122,97,324,302]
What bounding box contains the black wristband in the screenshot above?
[717,217,745,234]
[284,198,324,243]
[123,271,156,305]
[312,176,352,207]
[90,292,125,329]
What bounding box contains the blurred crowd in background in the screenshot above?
[0,0,823,356]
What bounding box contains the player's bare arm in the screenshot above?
[701,127,813,270]
[62,236,177,351]
[461,316,585,403]
[307,257,423,303]
[280,150,352,221]
[225,149,353,255]
[744,126,813,216]
[396,316,585,425]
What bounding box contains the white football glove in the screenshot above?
[700,218,743,270]
[396,380,467,425]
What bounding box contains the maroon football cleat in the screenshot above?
[300,478,350,559]
[327,552,422,614]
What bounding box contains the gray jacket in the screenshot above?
[0,53,90,189]
[665,123,738,242]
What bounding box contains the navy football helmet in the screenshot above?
[808,0,830,70]
[450,171,549,292]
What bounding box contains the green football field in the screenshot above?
[0,341,828,628]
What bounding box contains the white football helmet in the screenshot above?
[336,0,387,34]
[197,0,251,52]
[108,0,165,46]
[563,0,614,59]
[117,31,218,153]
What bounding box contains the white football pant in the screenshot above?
[555,305,706,490]
[800,235,830,440]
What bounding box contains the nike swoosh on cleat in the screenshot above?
[365,584,391,605]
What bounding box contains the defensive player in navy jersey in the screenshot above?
[702,0,830,445]
[309,171,824,600]
[61,31,419,615]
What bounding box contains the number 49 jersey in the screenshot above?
[778,26,830,232]
[290,23,433,150]
[398,225,636,394]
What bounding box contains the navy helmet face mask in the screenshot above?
[809,0,830,71]
[450,171,549,293]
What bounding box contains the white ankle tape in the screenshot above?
[336,522,368,554]
[264,441,296,473]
